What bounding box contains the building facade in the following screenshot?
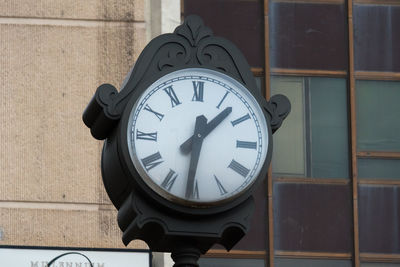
[0,0,149,258]
[1,0,399,267]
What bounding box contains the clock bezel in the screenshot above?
[117,66,273,215]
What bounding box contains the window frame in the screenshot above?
[183,0,400,266]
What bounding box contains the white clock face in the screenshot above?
[127,68,268,206]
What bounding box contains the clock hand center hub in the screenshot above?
[180,107,232,154]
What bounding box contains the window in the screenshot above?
[275,258,352,267]
[356,80,400,152]
[271,77,349,178]
[353,4,400,264]
[184,0,400,266]
[198,257,265,267]
[270,0,400,266]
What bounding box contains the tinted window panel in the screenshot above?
[354,5,400,72]
[309,78,349,178]
[275,258,352,267]
[362,263,400,267]
[358,159,400,180]
[270,2,347,70]
[198,257,265,267]
[359,185,400,253]
[184,0,264,68]
[273,183,353,252]
[356,80,400,152]
[271,77,349,178]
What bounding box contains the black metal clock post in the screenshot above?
[83,15,290,267]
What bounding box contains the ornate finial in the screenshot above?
[174,15,213,46]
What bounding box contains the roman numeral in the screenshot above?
[187,180,200,200]
[228,159,250,178]
[141,152,163,171]
[214,175,227,195]
[136,130,157,141]
[231,113,250,126]
[236,140,257,149]
[193,180,199,199]
[216,91,229,109]
[161,169,178,191]
[144,104,164,121]
[163,85,181,107]
[192,81,204,102]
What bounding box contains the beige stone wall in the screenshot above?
[0,0,147,249]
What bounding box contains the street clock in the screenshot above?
[83,15,290,266]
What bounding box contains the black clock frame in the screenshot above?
[83,15,290,260]
[117,67,271,215]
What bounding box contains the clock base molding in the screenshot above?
[117,191,255,254]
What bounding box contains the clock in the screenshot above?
[83,15,290,255]
[124,68,270,208]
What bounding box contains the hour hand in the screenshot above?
[180,107,232,154]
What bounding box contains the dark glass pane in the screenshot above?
[275,258,352,267]
[359,185,400,253]
[269,2,347,70]
[354,5,400,72]
[358,158,400,180]
[271,77,349,178]
[273,183,353,252]
[309,78,349,178]
[362,263,400,267]
[184,0,264,68]
[199,257,265,267]
[356,80,400,151]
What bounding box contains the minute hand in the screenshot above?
[180,107,232,154]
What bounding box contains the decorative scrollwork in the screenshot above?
[158,42,191,71]
[197,43,241,79]
[175,15,213,47]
